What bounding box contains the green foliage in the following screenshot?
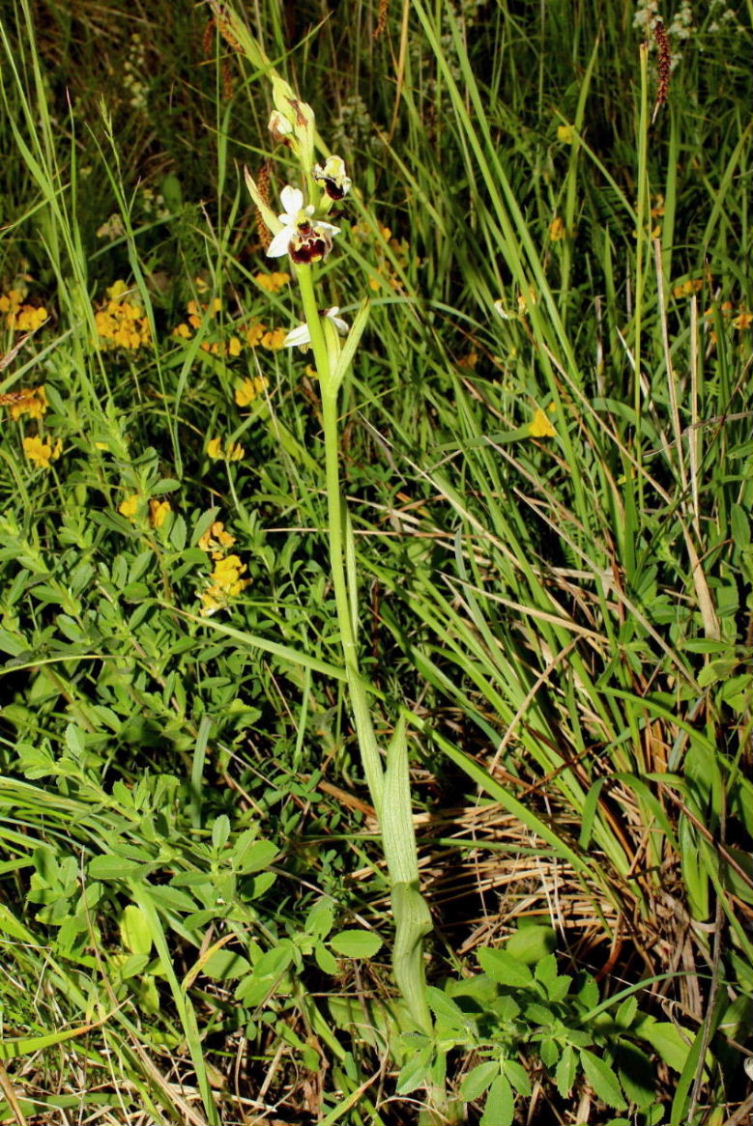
[1,0,753,1121]
[389,928,694,1123]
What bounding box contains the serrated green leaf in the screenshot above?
[426,986,474,1032]
[460,1060,499,1101]
[503,1058,532,1097]
[506,925,555,965]
[616,996,638,1029]
[306,899,335,939]
[616,1043,656,1108]
[480,1073,514,1126]
[315,941,339,975]
[580,1049,627,1109]
[478,946,534,988]
[635,1017,691,1073]
[556,1044,576,1097]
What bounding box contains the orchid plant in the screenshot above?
[220,1,436,1049]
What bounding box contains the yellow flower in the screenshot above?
[199,520,236,559]
[3,385,48,420]
[733,311,753,330]
[106,280,130,301]
[207,437,245,461]
[199,553,250,616]
[14,305,48,331]
[260,327,287,350]
[549,216,567,241]
[254,271,291,294]
[23,435,61,468]
[149,499,171,529]
[517,288,538,314]
[119,493,142,520]
[457,352,479,370]
[2,288,49,332]
[672,278,703,300]
[557,124,575,143]
[214,554,248,594]
[245,322,266,347]
[173,322,192,339]
[529,409,556,438]
[95,282,151,350]
[228,336,242,357]
[235,375,269,407]
[201,341,225,356]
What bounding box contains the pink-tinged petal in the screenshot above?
[322,307,349,334]
[284,324,312,347]
[279,185,304,216]
[266,227,295,258]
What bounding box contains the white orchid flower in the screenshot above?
[285,307,350,349]
[266,186,313,257]
[266,185,340,263]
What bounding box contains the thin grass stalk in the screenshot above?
[633,42,651,488]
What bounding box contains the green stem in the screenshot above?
[297,258,435,1045]
[297,265,384,816]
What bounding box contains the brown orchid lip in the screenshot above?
[318,178,347,201]
[290,235,330,264]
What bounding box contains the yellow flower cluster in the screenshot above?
[172,293,287,355]
[23,434,62,468]
[199,520,237,559]
[672,278,703,299]
[2,382,60,470]
[704,299,753,342]
[149,499,171,528]
[235,375,269,407]
[517,288,539,314]
[0,385,48,420]
[118,493,172,528]
[95,280,151,350]
[198,520,249,616]
[207,436,245,461]
[0,289,49,332]
[254,271,291,293]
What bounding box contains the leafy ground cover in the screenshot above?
[1,0,753,1123]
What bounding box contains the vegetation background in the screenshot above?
[1,0,753,1123]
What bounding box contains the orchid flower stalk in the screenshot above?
[243,72,433,1036]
